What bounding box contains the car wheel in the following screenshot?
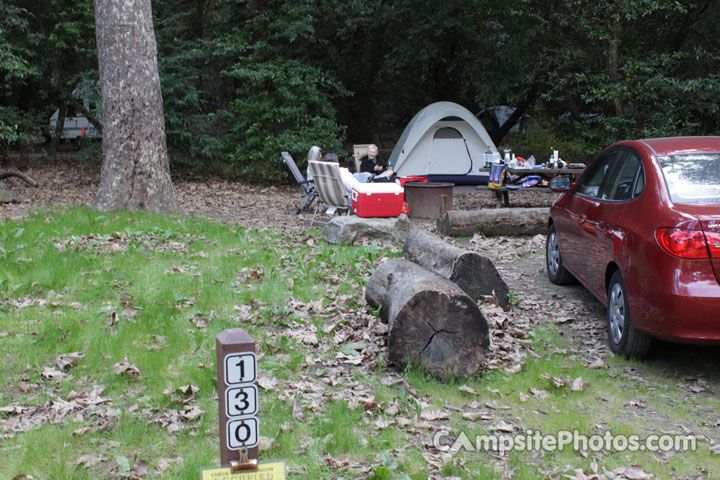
[607,271,651,359]
[546,224,575,285]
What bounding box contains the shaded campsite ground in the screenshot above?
[1,158,720,479]
[0,156,558,228]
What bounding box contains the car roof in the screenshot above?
[635,136,720,156]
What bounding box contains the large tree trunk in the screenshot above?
[92,0,176,212]
[365,259,489,379]
[437,208,549,237]
[403,230,510,310]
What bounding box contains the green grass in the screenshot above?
[1,208,719,479]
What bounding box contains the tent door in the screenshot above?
[427,127,472,175]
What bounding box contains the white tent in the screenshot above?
[388,101,498,184]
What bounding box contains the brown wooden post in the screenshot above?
[216,329,259,468]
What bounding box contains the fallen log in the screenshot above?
[365,259,489,379]
[0,170,39,187]
[404,229,510,310]
[437,207,548,237]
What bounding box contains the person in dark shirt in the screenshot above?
[359,144,395,182]
[360,144,388,174]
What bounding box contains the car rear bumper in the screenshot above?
[637,281,720,343]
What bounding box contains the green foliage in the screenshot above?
[507,120,594,164]
[1,0,720,175]
[0,106,43,153]
[216,2,348,179]
[0,4,35,89]
[0,0,96,150]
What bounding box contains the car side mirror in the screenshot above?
[550,175,574,193]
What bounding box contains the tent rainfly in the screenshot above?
[388,101,499,185]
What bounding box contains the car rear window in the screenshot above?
[659,153,720,204]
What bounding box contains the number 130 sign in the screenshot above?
[224,353,259,450]
[216,329,260,465]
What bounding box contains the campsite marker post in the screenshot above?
[200,328,286,480]
[217,328,259,468]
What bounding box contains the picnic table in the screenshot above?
[483,166,585,207]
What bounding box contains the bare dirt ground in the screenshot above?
[0,157,557,227]
[0,157,307,236]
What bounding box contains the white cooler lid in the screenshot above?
[353,183,404,194]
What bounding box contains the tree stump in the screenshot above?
[404,230,510,310]
[437,208,549,237]
[365,259,489,379]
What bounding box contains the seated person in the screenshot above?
[325,151,375,185]
[339,166,361,196]
[359,144,394,182]
[311,150,362,196]
[306,145,322,182]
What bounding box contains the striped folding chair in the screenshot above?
[307,161,352,225]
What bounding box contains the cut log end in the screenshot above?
[388,289,489,379]
[451,252,510,310]
[366,258,489,380]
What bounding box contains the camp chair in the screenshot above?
[307,160,352,225]
[353,144,371,172]
[281,151,317,214]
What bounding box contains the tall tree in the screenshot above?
[92,0,176,212]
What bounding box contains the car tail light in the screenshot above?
[705,231,720,258]
[655,228,710,259]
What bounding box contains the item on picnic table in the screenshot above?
[488,163,507,190]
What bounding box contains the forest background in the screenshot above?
[1,0,719,180]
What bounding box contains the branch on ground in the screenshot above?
[0,170,39,187]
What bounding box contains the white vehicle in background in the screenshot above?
[49,81,102,140]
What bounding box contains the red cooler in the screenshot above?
[351,183,405,218]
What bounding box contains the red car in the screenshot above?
[546,136,720,358]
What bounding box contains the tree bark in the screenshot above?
[491,80,542,146]
[403,230,510,310]
[365,259,489,380]
[608,15,623,117]
[92,0,177,212]
[49,103,67,160]
[437,208,549,237]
